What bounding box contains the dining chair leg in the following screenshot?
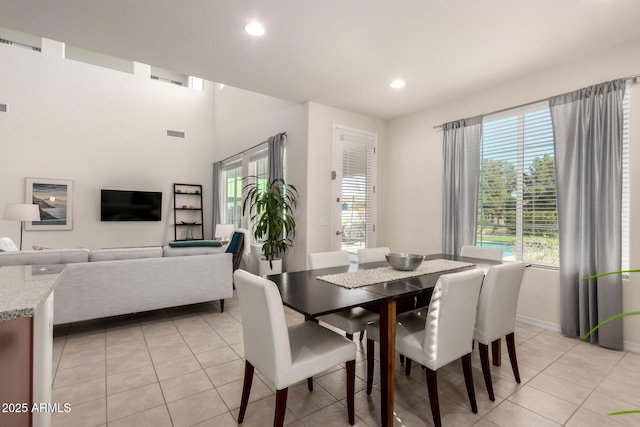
[425,368,441,427]
[405,358,412,376]
[346,359,355,425]
[492,338,502,366]
[366,338,374,394]
[220,299,225,313]
[307,377,314,391]
[346,333,354,341]
[461,353,478,413]
[399,354,405,364]
[238,361,254,423]
[359,330,365,342]
[478,343,495,401]
[506,332,521,383]
[274,388,288,427]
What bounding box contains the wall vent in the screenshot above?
[0,103,7,113]
[0,37,41,52]
[167,130,185,139]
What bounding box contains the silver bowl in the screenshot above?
[385,253,425,271]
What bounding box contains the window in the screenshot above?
[218,143,270,233]
[220,158,242,229]
[477,90,630,267]
[477,102,558,265]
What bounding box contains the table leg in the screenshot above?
[379,300,396,427]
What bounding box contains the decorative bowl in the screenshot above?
[385,253,425,271]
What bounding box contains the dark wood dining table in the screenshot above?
[267,253,502,426]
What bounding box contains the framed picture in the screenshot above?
[25,178,74,230]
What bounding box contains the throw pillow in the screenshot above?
[168,240,223,248]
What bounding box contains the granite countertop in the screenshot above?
[0,264,63,322]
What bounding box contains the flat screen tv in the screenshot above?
[101,189,162,221]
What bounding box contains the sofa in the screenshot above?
[0,239,233,325]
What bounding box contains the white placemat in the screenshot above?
[317,259,475,289]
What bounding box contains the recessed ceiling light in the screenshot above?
[390,79,406,89]
[245,22,265,36]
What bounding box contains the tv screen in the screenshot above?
[101,189,162,221]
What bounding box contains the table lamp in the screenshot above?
[214,223,235,241]
[2,203,41,250]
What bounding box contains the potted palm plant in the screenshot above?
[242,176,299,275]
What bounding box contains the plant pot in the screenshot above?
[259,258,282,276]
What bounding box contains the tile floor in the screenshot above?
[51,293,640,426]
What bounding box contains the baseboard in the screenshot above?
[623,341,640,353]
[516,314,640,354]
[516,314,561,333]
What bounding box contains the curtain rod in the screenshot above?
[219,132,286,163]
[432,74,639,130]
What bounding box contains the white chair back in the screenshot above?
[308,251,350,269]
[234,269,292,384]
[474,262,526,344]
[357,247,390,263]
[460,245,503,261]
[422,269,485,370]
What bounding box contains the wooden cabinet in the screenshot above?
[173,183,204,241]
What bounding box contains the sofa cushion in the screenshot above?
[0,248,90,266]
[89,247,163,262]
[168,240,223,248]
[0,237,19,252]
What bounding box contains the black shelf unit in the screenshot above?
[173,183,204,241]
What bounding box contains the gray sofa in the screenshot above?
[0,244,232,325]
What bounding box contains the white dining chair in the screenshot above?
[357,246,390,263]
[308,251,379,341]
[474,261,527,400]
[308,250,351,269]
[365,269,485,427]
[234,270,356,426]
[460,245,504,261]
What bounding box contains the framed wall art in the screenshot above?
[25,178,74,230]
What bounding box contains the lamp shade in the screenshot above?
[215,223,235,239]
[2,203,41,221]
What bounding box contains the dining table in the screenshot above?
[266,253,503,426]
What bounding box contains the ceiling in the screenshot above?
[2,0,640,120]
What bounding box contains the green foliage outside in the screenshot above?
[477,153,559,264]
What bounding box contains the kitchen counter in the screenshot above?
[0,264,60,427]
[0,264,61,322]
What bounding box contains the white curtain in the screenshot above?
[549,79,626,349]
[442,116,483,256]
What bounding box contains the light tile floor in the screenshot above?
[51,293,640,426]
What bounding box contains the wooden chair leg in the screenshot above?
[405,358,412,376]
[461,353,478,413]
[346,359,355,425]
[274,388,288,427]
[399,354,405,364]
[492,338,502,366]
[366,338,374,394]
[506,332,521,383]
[478,343,495,401]
[238,361,254,423]
[220,299,225,313]
[346,333,354,340]
[359,330,365,342]
[307,377,313,391]
[425,368,441,427]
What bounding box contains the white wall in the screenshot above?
[212,85,308,271]
[306,102,388,264]
[0,40,216,249]
[383,36,640,350]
